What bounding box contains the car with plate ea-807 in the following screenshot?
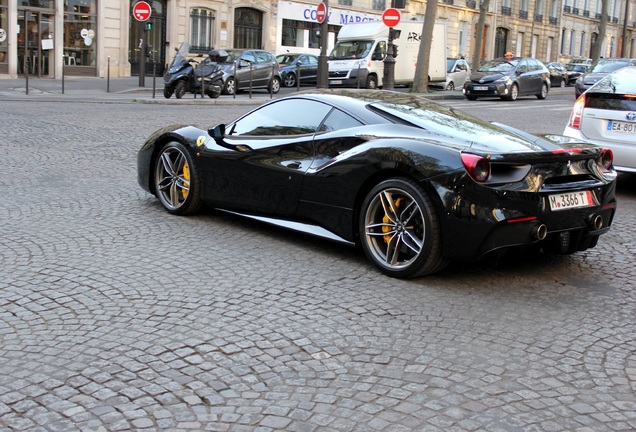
[564,66,636,173]
[463,57,551,101]
[137,89,616,278]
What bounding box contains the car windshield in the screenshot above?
[329,40,374,60]
[591,59,631,73]
[566,64,587,71]
[477,59,518,72]
[276,54,298,65]
[446,59,455,73]
[224,50,244,63]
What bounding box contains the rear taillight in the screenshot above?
[599,148,613,170]
[461,153,490,182]
[568,94,586,129]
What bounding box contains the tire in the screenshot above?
[163,86,173,99]
[445,81,455,91]
[359,178,447,278]
[175,81,187,99]
[560,78,566,88]
[269,77,281,94]
[224,78,236,95]
[466,95,477,101]
[537,82,548,100]
[153,141,202,216]
[366,75,378,89]
[284,73,297,87]
[503,83,518,101]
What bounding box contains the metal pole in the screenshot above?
[153,60,157,99]
[107,56,110,93]
[138,23,146,87]
[317,0,329,88]
[24,12,29,95]
[233,61,236,99]
[383,28,396,90]
[62,55,65,94]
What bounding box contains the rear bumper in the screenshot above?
[563,126,636,173]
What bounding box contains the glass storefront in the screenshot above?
[17,9,55,77]
[0,0,7,74]
[129,0,166,76]
[64,0,97,74]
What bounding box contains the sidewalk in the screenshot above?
[0,75,574,104]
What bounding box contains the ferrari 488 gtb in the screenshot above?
[138,90,617,278]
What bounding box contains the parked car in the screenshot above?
[212,49,282,95]
[442,58,471,90]
[573,57,636,98]
[567,57,592,66]
[463,57,550,101]
[565,63,590,86]
[137,89,616,279]
[276,53,319,87]
[564,66,636,173]
[546,62,568,87]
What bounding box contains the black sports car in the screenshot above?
[138,89,617,278]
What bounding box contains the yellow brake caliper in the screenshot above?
[182,161,190,200]
[383,198,402,243]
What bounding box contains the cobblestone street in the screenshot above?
[1,98,635,431]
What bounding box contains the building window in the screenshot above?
[560,28,567,54]
[64,0,97,67]
[372,0,386,9]
[580,32,586,56]
[234,8,262,49]
[190,8,215,52]
[338,0,353,5]
[569,29,575,55]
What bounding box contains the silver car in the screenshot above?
[564,66,636,173]
[443,58,471,91]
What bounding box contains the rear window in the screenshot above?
[586,94,636,111]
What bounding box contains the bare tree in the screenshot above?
[591,0,609,62]
[472,0,492,70]
[411,0,439,92]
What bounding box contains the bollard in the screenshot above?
[296,62,300,92]
[25,57,29,95]
[106,56,110,93]
[61,55,65,94]
[232,61,236,100]
[153,60,157,99]
[249,63,253,99]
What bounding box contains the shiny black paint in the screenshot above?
[138,90,617,265]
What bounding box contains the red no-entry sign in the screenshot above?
[382,8,401,27]
[316,2,327,24]
[133,1,152,22]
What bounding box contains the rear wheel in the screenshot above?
[445,81,455,91]
[359,179,447,278]
[560,78,566,87]
[224,78,236,95]
[537,82,548,99]
[269,77,281,94]
[175,81,187,99]
[153,141,202,215]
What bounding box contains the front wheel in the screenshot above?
[503,83,519,101]
[163,86,174,99]
[284,73,297,87]
[359,179,447,278]
[537,83,548,99]
[223,78,236,95]
[366,75,378,89]
[174,81,187,99]
[445,81,455,91]
[153,141,202,215]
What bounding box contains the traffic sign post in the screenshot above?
[382,8,401,90]
[133,1,152,87]
[317,2,329,88]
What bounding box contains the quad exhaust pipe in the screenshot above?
[532,224,548,240]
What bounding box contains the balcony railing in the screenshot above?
[549,16,558,25]
[583,10,589,16]
[535,14,543,22]
[595,12,602,19]
[443,0,454,5]
[502,6,512,15]
[564,5,571,12]
[519,10,528,18]
[466,0,477,8]
[572,7,579,14]
[612,17,618,23]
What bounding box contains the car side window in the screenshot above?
[517,60,528,73]
[255,51,269,63]
[318,109,364,132]
[242,51,256,63]
[308,56,318,65]
[229,99,333,136]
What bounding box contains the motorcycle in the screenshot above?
[163,43,225,99]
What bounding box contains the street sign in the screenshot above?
[133,1,152,22]
[382,8,401,27]
[316,2,327,24]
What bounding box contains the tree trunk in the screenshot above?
[472,0,491,70]
[412,0,439,92]
[591,0,609,63]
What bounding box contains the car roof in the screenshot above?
[587,66,636,95]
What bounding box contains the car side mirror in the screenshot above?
[208,124,225,143]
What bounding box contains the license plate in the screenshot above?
[331,80,343,85]
[607,121,636,134]
[474,86,488,91]
[549,191,594,211]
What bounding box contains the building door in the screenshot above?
[495,27,509,58]
[234,8,263,49]
[129,0,166,76]
[17,9,55,77]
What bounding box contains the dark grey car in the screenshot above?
[215,49,282,95]
[573,58,636,98]
[276,53,319,87]
[463,57,550,101]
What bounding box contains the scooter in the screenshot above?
[163,43,225,99]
